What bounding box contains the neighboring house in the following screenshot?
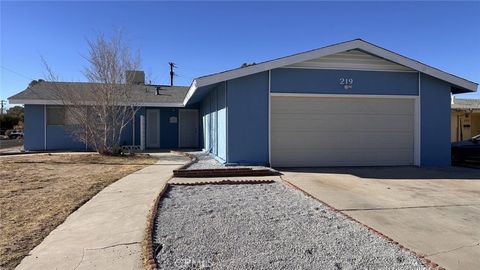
[451,98,480,142]
[8,39,478,167]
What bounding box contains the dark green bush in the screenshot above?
[0,114,21,131]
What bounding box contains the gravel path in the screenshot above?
[153,183,427,270]
[186,151,225,170]
[185,151,275,172]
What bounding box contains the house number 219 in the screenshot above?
[340,78,354,89]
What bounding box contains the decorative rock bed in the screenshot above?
[152,182,429,270]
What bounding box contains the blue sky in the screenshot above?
[1,1,479,107]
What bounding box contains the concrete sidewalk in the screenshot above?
[16,152,188,270]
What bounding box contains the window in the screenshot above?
[65,106,85,125]
[47,106,65,125]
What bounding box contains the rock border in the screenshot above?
[281,178,446,270]
[143,183,168,270]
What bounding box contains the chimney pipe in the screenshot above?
[126,70,145,84]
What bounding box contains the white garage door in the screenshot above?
[271,96,415,167]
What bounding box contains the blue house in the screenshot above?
[9,39,478,167]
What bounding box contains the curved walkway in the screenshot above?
[16,152,188,270]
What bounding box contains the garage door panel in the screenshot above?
[272,96,414,115]
[272,149,413,167]
[271,96,415,167]
[272,131,413,150]
[271,114,413,132]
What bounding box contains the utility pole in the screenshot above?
[0,100,6,115]
[168,62,176,86]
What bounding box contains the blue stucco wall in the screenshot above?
[217,85,227,161]
[227,72,269,165]
[201,98,211,151]
[24,105,45,151]
[271,68,418,95]
[24,105,184,151]
[24,105,86,150]
[24,68,454,167]
[197,68,454,167]
[420,73,452,166]
[201,83,227,162]
[211,89,218,155]
[120,117,134,146]
[46,125,86,150]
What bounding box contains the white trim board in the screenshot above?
[415,72,422,166]
[270,93,418,99]
[268,70,272,166]
[184,39,477,105]
[43,104,47,150]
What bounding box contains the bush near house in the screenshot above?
[0,115,21,134]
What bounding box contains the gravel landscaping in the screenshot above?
[186,151,225,170]
[185,151,276,172]
[153,183,428,270]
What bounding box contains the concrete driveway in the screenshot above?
[280,166,480,270]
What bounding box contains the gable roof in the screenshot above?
[183,39,477,105]
[9,81,189,106]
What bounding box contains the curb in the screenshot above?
[281,178,446,270]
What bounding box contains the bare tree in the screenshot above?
[43,32,143,155]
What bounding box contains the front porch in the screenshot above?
[133,107,201,150]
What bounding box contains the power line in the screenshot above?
[0,65,34,80]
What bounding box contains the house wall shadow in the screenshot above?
[276,165,480,180]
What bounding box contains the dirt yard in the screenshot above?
[0,153,157,270]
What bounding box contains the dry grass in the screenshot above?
[0,153,157,270]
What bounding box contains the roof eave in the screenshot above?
[355,41,478,92]
[8,98,185,107]
[183,80,198,106]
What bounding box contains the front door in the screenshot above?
[179,109,199,148]
[146,109,160,148]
